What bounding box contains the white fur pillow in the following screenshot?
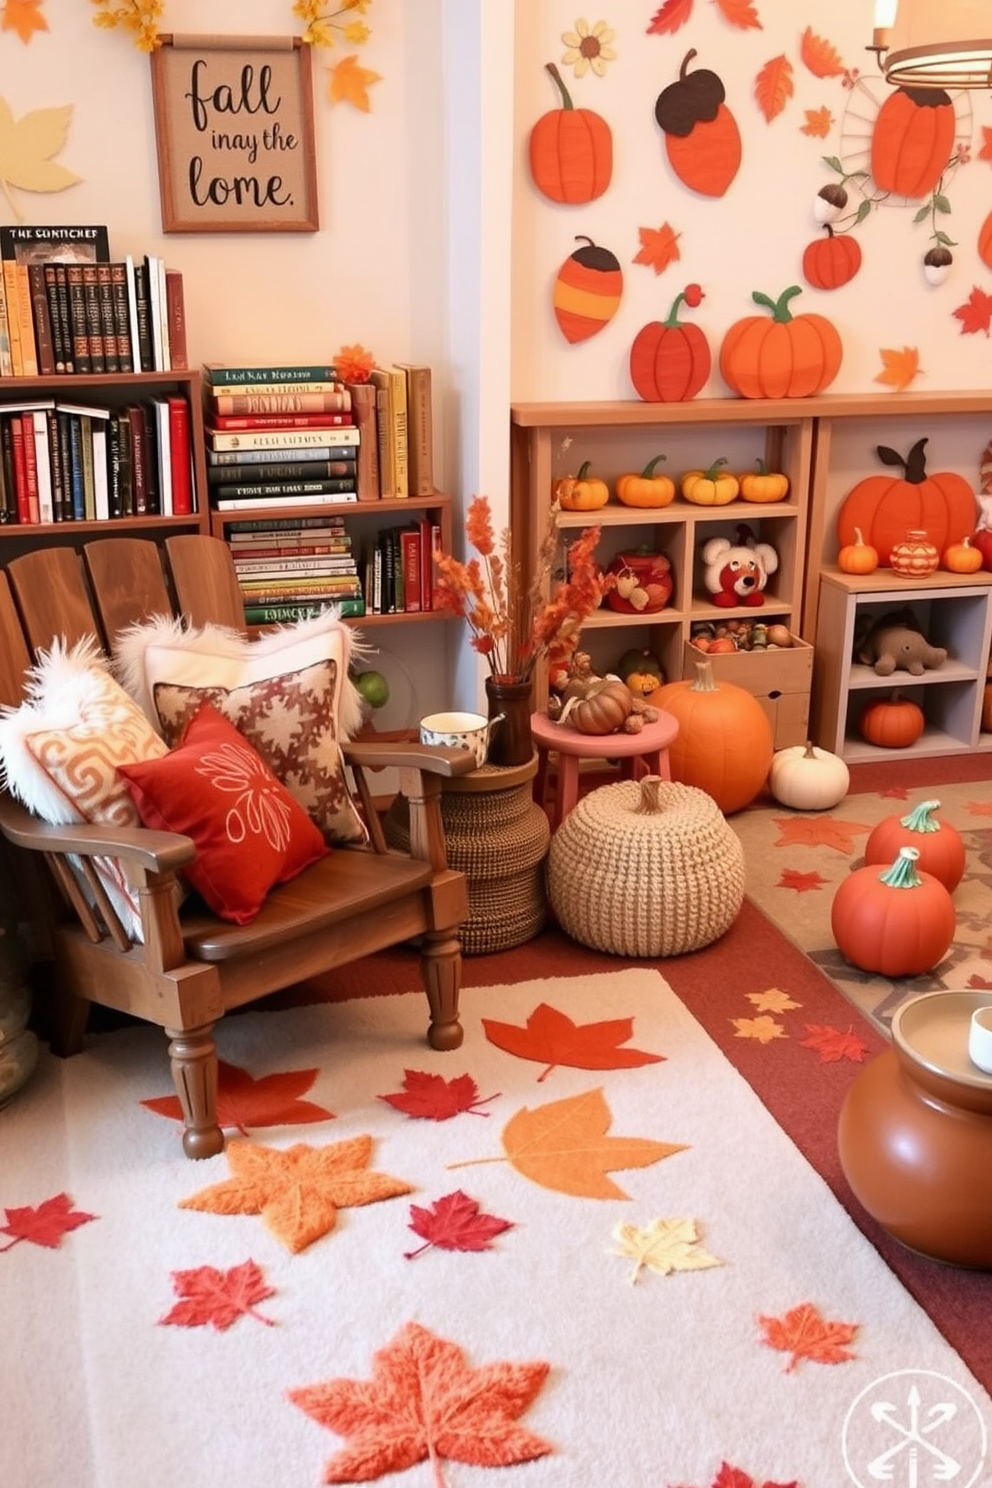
[113,612,370,845]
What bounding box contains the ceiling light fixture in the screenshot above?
[869,0,992,89]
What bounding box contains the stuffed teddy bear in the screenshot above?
[855,609,948,676]
[701,525,779,608]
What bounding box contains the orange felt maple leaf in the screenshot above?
[2,0,48,43]
[757,1301,859,1372]
[179,1135,413,1253]
[800,107,833,140]
[450,1087,685,1199]
[288,1321,552,1482]
[731,1014,787,1045]
[647,0,693,34]
[633,223,682,274]
[482,1002,663,1081]
[0,1192,96,1250]
[142,1060,334,1136]
[800,1025,869,1064]
[327,54,382,112]
[755,56,794,123]
[875,346,921,390]
[777,867,829,893]
[953,286,992,336]
[773,815,873,853]
[334,343,375,383]
[715,0,762,29]
[800,28,844,78]
[380,1070,498,1120]
[158,1259,277,1331]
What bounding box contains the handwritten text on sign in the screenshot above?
[151,38,319,233]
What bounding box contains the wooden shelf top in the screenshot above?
[510,390,992,429]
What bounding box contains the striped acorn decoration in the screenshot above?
[553,236,623,344]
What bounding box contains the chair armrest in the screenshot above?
[0,792,198,874]
[342,740,478,777]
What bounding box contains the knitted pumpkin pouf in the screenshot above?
[548,774,745,956]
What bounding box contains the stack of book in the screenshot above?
[0,393,193,525]
[0,224,186,379]
[362,516,442,615]
[204,363,367,510]
[228,515,365,624]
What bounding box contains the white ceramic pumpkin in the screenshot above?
[767,740,849,811]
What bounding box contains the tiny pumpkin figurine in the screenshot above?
[719,285,842,399]
[553,236,623,344]
[831,846,956,978]
[529,63,612,205]
[554,460,609,511]
[942,534,983,574]
[680,457,739,506]
[768,740,850,811]
[738,458,789,504]
[615,456,675,508]
[837,526,879,575]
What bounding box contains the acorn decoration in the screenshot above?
[553,236,623,343]
[654,50,741,198]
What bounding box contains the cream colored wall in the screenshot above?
[511,0,992,399]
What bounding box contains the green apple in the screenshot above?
[354,669,390,709]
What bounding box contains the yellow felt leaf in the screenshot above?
[874,346,921,391]
[0,97,80,211]
[2,0,48,44]
[327,54,383,112]
[732,1014,787,1044]
[611,1217,724,1282]
[747,988,802,1014]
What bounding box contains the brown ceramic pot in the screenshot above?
[838,990,992,1269]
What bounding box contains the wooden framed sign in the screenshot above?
[150,34,319,234]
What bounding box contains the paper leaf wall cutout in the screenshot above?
[875,346,922,389]
[158,1260,277,1331]
[3,0,48,44]
[482,1002,663,1079]
[380,1070,497,1121]
[681,1462,799,1488]
[327,55,382,111]
[953,286,992,335]
[800,28,845,78]
[142,1060,335,1135]
[0,98,81,221]
[405,1191,513,1259]
[0,1192,96,1250]
[611,1217,723,1282]
[801,108,833,139]
[718,0,762,28]
[755,56,794,123]
[633,223,682,274]
[757,1301,859,1371]
[647,0,693,33]
[288,1322,552,1481]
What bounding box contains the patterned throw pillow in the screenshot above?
[114,612,369,845]
[118,703,329,924]
[0,638,169,942]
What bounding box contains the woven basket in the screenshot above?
[548,775,745,956]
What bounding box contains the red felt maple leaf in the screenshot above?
[777,867,829,893]
[773,816,873,853]
[288,1321,552,1482]
[142,1060,334,1135]
[953,286,992,336]
[404,1190,513,1259]
[0,1192,96,1250]
[379,1069,498,1121]
[800,1025,869,1064]
[757,1301,859,1372]
[482,1002,663,1081]
[158,1258,277,1331]
[647,0,693,34]
[672,1462,798,1488]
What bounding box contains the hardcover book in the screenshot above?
[370,365,409,498]
[214,492,359,512]
[211,390,352,417]
[203,363,340,385]
[395,363,434,497]
[346,382,380,502]
[209,412,354,431]
[206,443,357,465]
[207,457,357,486]
[27,264,56,377]
[206,427,360,452]
[164,268,188,371]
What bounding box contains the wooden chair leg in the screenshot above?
[46,981,91,1057]
[419,928,464,1050]
[165,1023,224,1159]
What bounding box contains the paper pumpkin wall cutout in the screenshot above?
[835,438,978,564]
[0,98,81,220]
[654,50,741,199]
[553,236,622,343]
[719,286,842,399]
[870,86,955,199]
[629,283,711,402]
[802,226,862,291]
[529,63,612,205]
[978,208,992,271]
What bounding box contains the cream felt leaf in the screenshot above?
[611,1217,723,1282]
[746,989,801,1014]
[732,1014,787,1045]
[0,98,81,219]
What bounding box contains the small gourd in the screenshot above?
[615,456,676,509]
[942,534,984,574]
[738,458,789,504]
[565,679,634,735]
[767,740,849,811]
[680,457,739,507]
[554,460,610,511]
[837,526,878,576]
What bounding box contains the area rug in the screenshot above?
[3,971,990,1488]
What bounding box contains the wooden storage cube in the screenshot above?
[682,636,814,748]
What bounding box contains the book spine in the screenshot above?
[211,390,352,416]
[115,408,133,515]
[0,270,13,378]
[127,403,148,514]
[133,261,155,372]
[229,541,352,558]
[164,268,188,371]
[150,398,172,514]
[57,411,81,521]
[214,492,359,511]
[8,414,30,522]
[19,413,40,523]
[225,515,348,534]
[208,458,356,485]
[0,417,11,522]
[167,396,193,514]
[67,414,86,521]
[370,376,396,498]
[417,514,435,611]
[206,380,346,397]
[156,257,170,370]
[110,263,134,373]
[400,364,434,497]
[138,401,160,515]
[390,367,408,499]
[208,412,354,430]
[205,363,340,385]
[144,255,164,371]
[400,525,422,612]
[31,410,53,524]
[42,265,66,374]
[106,412,123,518]
[46,410,66,521]
[92,421,109,520]
[206,428,359,452]
[238,580,363,601]
[81,265,105,373]
[52,265,75,374]
[28,264,57,376]
[66,265,91,375]
[347,382,380,501]
[14,266,38,377]
[96,263,119,374]
[1,263,23,376]
[79,415,96,520]
[243,598,366,622]
[212,478,356,500]
[233,556,359,575]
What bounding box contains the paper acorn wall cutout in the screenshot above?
[719,286,842,400]
[629,283,711,403]
[654,51,741,199]
[529,63,612,205]
[552,236,622,344]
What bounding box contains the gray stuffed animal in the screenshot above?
[855,609,947,677]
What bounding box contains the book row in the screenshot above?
[0,395,194,526]
[0,224,186,379]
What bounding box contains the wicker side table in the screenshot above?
[384,754,550,955]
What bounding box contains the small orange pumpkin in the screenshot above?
[858,692,925,749]
[529,63,612,205]
[614,456,675,508]
[719,285,842,400]
[832,846,956,977]
[837,526,879,575]
[680,457,739,506]
[802,226,862,291]
[738,458,789,504]
[554,460,609,511]
[629,284,711,402]
[648,658,773,814]
[942,534,984,574]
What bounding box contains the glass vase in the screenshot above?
[484,676,534,768]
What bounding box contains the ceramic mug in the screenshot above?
[968,1006,992,1074]
[419,711,501,768]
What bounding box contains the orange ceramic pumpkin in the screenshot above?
[835,438,978,565]
[802,226,862,291]
[837,526,878,575]
[863,799,965,893]
[858,693,925,749]
[553,236,623,344]
[719,286,842,399]
[529,63,612,205]
[832,846,956,977]
[629,284,711,402]
[942,535,984,574]
[870,86,955,200]
[648,659,773,814]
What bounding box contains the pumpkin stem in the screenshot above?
[576,459,592,479]
[705,456,730,480]
[636,776,664,814]
[803,740,817,759]
[640,455,667,476]
[751,458,769,476]
[875,438,928,484]
[663,291,689,327]
[751,286,803,322]
[691,659,719,692]
[900,799,942,834]
[544,62,575,110]
[879,845,925,890]
[853,526,865,544]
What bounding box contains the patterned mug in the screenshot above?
[419,711,502,768]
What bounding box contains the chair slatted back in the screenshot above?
[166,534,247,633]
[5,547,103,659]
[0,571,32,708]
[83,538,175,655]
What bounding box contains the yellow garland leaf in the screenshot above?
[0,98,81,221]
[746,988,802,1014]
[2,0,48,43]
[327,54,383,112]
[874,346,921,390]
[610,1217,724,1282]
[731,1014,787,1044]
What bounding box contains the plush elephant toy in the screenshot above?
[856,612,948,677]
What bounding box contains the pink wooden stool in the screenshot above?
[530,709,680,831]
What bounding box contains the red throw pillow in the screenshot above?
[117,702,328,924]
